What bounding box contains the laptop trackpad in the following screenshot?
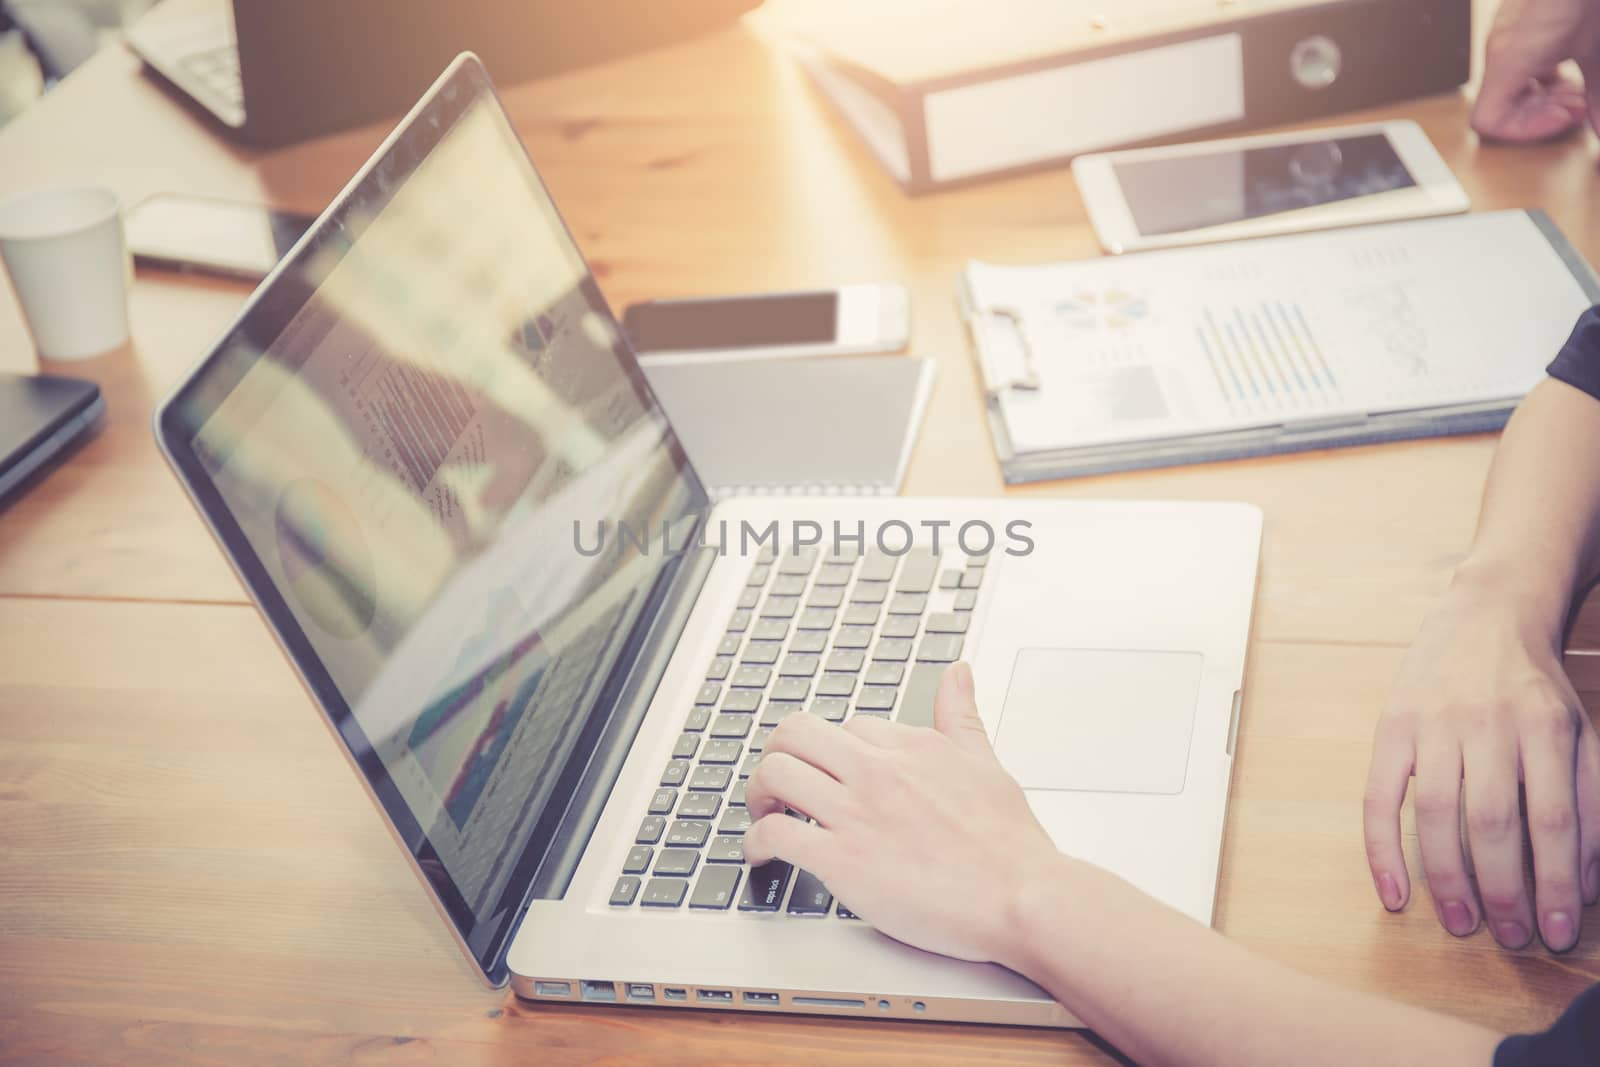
[994,649,1203,795]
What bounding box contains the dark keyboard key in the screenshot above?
[833,625,873,649]
[672,733,700,760]
[805,586,845,609]
[611,875,641,906]
[719,808,753,835]
[738,860,794,911]
[895,549,939,593]
[825,649,865,673]
[689,865,742,909]
[779,653,821,677]
[960,569,983,589]
[721,689,761,713]
[749,726,774,752]
[888,592,928,615]
[708,835,745,863]
[856,686,897,711]
[858,551,897,582]
[695,681,722,705]
[916,633,964,663]
[872,637,913,662]
[707,716,748,742]
[690,764,733,791]
[849,581,888,605]
[641,877,688,907]
[705,656,733,681]
[622,845,653,874]
[810,696,849,722]
[814,562,853,586]
[751,617,789,641]
[771,573,807,596]
[741,640,781,665]
[787,869,834,915]
[881,614,919,639]
[736,587,760,610]
[772,677,811,702]
[746,563,771,586]
[865,661,904,686]
[777,548,818,575]
[661,760,691,787]
[817,672,857,697]
[648,788,677,815]
[665,820,711,847]
[790,630,827,654]
[700,739,743,764]
[728,780,748,807]
[637,816,667,844]
[760,701,801,727]
[896,662,945,729]
[925,612,970,634]
[678,792,722,819]
[726,608,752,632]
[843,604,880,626]
[739,753,761,778]
[731,665,772,689]
[655,849,700,877]
[939,568,962,590]
[683,706,711,732]
[953,590,978,611]
[797,607,837,630]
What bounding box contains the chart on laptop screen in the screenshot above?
[192,93,702,910]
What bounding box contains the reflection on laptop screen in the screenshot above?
[180,78,704,934]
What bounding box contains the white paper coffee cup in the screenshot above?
[0,186,130,361]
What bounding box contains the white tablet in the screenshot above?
[1071,120,1469,254]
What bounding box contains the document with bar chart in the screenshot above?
[959,210,1600,482]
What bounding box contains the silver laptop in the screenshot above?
[154,54,1261,1027]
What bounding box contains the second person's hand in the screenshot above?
[1364,570,1600,951]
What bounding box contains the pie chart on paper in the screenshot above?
[274,478,377,639]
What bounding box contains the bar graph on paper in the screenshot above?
[1194,302,1344,416]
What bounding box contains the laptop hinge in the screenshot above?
[518,541,720,909]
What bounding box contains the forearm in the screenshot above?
[1001,856,1501,1067]
[1453,378,1600,644]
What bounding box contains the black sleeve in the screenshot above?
[1547,305,1600,402]
[1495,983,1600,1067]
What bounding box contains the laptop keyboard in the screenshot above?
[609,543,987,917]
[178,44,243,109]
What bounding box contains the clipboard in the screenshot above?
[958,209,1600,484]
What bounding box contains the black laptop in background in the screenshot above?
[125,0,760,148]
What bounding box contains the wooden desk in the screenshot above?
[3,7,1599,1064]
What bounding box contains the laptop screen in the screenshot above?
[156,57,707,982]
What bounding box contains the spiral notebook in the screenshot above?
[958,209,1600,484]
[641,356,934,497]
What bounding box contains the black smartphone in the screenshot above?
[0,372,104,505]
[125,194,315,282]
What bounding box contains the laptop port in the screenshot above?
[742,991,780,1006]
[533,981,572,998]
[792,996,866,1009]
[696,989,733,1003]
[579,980,617,1002]
[663,987,688,1001]
[626,983,655,1002]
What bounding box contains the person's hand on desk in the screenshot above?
[1472,0,1600,142]
[744,663,1504,1067]
[1364,576,1600,952]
